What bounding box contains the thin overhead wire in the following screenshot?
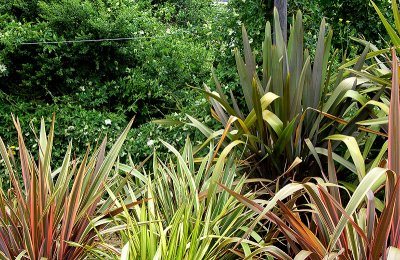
[19,30,192,45]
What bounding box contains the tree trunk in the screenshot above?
[274,0,287,44]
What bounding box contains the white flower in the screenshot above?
[147,139,154,147]
[166,28,171,34]
[0,64,7,73]
[104,119,112,125]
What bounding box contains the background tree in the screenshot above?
[275,0,287,42]
[0,0,224,166]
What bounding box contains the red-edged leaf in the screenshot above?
[389,48,400,174]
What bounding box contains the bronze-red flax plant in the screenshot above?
[0,115,133,259]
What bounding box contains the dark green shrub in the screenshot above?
[0,0,224,174]
[0,0,215,122]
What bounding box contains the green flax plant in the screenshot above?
[0,115,134,259]
[315,0,400,181]
[181,8,385,180]
[100,138,269,259]
[219,50,400,259]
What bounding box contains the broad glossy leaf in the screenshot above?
[325,134,365,179]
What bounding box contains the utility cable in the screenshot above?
[19,30,192,45]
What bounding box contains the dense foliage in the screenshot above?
[320,0,392,48]
[0,0,224,166]
[0,0,212,116]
